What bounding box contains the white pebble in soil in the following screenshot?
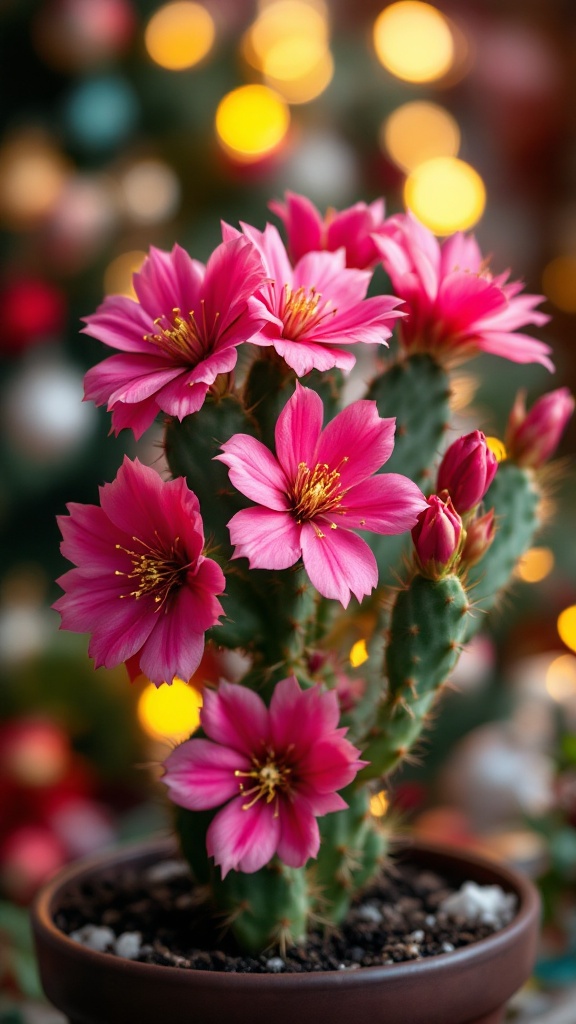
[439,882,517,928]
[69,925,115,952]
[355,904,383,924]
[265,957,285,973]
[114,931,142,959]
[145,859,189,884]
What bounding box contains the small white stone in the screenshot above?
[442,942,455,953]
[424,915,436,927]
[439,881,517,929]
[70,925,115,952]
[356,903,383,924]
[409,930,425,942]
[266,956,285,973]
[145,859,189,883]
[405,944,421,957]
[114,932,142,959]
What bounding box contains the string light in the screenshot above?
[145,2,215,70]
[381,101,460,173]
[243,1,329,72]
[103,250,147,297]
[215,85,290,162]
[349,639,369,668]
[370,790,389,817]
[404,156,486,235]
[558,605,576,654]
[545,654,576,703]
[120,159,180,225]
[137,678,203,742]
[542,255,576,313]
[516,547,555,583]
[373,2,454,84]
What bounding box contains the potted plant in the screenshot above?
[31,193,573,1024]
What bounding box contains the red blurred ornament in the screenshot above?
[0,825,66,904]
[33,0,136,72]
[0,277,66,355]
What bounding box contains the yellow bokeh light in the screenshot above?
[558,605,576,654]
[381,101,460,173]
[349,638,369,668]
[373,2,454,84]
[104,250,147,297]
[0,133,69,228]
[145,2,215,71]
[265,49,333,104]
[542,255,576,314]
[516,547,555,584]
[137,679,203,742]
[244,1,329,72]
[370,790,389,817]
[404,157,486,235]
[485,436,507,463]
[545,654,576,703]
[215,85,290,162]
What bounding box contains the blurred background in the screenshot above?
[0,1,575,1019]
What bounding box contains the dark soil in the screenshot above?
[55,851,507,973]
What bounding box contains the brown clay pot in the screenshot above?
[31,836,540,1024]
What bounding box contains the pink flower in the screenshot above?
[505,387,575,468]
[412,494,463,579]
[221,221,403,376]
[162,676,365,876]
[461,508,496,567]
[53,457,225,687]
[216,383,427,607]
[82,238,266,439]
[269,191,388,268]
[437,430,498,513]
[374,212,553,370]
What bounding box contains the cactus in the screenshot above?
[57,193,571,957]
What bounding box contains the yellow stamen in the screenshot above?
[291,460,348,524]
[115,533,189,610]
[234,754,292,812]
[143,300,220,362]
[280,284,337,339]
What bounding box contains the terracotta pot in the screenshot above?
[31,836,540,1024]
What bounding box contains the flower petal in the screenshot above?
[200,681,270,755]
[276,794,320,868]
[316,401,396,487]
[274,383,324,480]
[227,507,301,570]
[216,435,289,510]
[163,738,249,810]
[341,474,427,533]
[207,797,280,876]
[300,524,378,606]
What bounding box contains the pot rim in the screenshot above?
[31,832,541,991]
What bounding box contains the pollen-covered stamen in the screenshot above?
[115,534,190,610]
[144,301,220,362]
[235,755,292,812]
[291,460,348,523]
[279,285,337,340]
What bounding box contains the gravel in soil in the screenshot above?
[55,852,507,973]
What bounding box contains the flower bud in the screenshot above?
[461,508,496,567]
[437,431,498,513]
[412,494,463,579]
[505,387,575,468]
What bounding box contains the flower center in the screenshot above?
[291,461,346,525]
[144,301,219,363]
[279,285,336,340]
[115,535,189,610]
[235,755,292,811]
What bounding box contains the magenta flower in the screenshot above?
[216,383,427,607]
[222,221,403,376]
[412,494,463,579]
[53,457,225,687]
[374,212,553,370]
[505,387,575,468]
[437,430,498,513]
[461,509,496,567]
[162,676,365,876]
[269,191,388,269]
[82,238,266,439]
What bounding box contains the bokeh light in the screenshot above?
[0,133,70,228]
[542,255,576,313]
[516,547,555,583]
[137,679,202,742]
[145,2,215,70]
[381,101,460,173]
[243,1,329,72]
[370,790,389,817]
[545,653,576,703]
[404,156,486,234]
[103,250,147,297]
[263,43,334,104]
[558,605,576,654]
[120,159,181,224]
[485,436,507,462]
[373,2,454,84]
[349,638,369,668]
[215,85,290,162]
[62,76,139,151]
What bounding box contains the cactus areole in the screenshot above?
[48,193,570,972]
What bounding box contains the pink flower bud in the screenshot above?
[412,495,463,579]
[505,387,575,468]
[461,508,496,567]
[437,431,498,513]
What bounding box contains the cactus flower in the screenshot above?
[269,191,388,269]
[412,494,463,578]
[505,387,575,468]
[53,457,225,687]
[82,238,266,438]
[374,212,553,370]
[217,382,427,607]
[221,221,403,376]
[437,430,499,513]
[461,509,496,567]
[162,676,365,876]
